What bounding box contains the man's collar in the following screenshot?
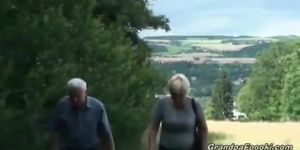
[86,96,92,108]
[68,96,92,110]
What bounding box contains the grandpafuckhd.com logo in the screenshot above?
[208,143,293,150]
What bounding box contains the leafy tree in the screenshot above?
[222,43,270,58]
[237,41,300,121]
[199,97,214,119]
[0,0,168,150]
[280,42,300,120]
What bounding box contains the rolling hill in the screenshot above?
[145,35,299,64]
[145,35,299,97]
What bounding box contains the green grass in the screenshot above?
[152,52,169,56]
[166,46,184,54]
[152,45,184,55]
[181,39,222,46]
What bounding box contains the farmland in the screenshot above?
[146,35,299,97]
[145,36,285,64]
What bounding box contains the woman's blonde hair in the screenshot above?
[167,73,190,95]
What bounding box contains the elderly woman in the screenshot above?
[148,74,208,150]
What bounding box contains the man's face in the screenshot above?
[69,88,86,108]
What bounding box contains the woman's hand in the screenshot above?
[148,121,160,150]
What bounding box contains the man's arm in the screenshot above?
[50,133,60,150]
[100,131,115,150]
[49,100,63,150]
[97,105,115,150]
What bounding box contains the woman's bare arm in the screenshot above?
[196,101,209,150]
[148,120,160,150]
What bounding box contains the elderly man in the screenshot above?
[49,78,115,150]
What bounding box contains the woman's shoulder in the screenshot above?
[186,96,198,102]
[155,94,171,105]
[186,96,202,108]
[156,94,171,100]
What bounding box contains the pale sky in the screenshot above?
[139,0,300,37]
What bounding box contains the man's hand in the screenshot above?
[50,133,60,150]
[100,132,115,150]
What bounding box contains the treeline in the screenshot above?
[221,43,271,58]
[237,41,300,121]
[144,36,236,40]
[0,0,169,150]
[149,41,270,57]
[148,44,169,53]
[153,63,251,97]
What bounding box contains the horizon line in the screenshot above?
[140,34,300,38]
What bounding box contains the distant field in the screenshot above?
[207,121,300,150]
[144,39,171,43]
[211,58,256,64]
[147,36,298,63]
[151,56,256,64]
[171,52,220,57]
[182,39,222,45]
[191,43,253,51]
[167,46,182,54]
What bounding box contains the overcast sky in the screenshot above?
[139,0,300,37]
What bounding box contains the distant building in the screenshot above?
[232,109,247,121]
[232,101,247,121]
[233,77,245,85]
[191,76,197,81]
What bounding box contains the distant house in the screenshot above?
[232,109,247,121]
[191,76,197,81]
[232,101,247,121]
[233,77,245,85]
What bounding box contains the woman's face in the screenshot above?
[171,89,187,107]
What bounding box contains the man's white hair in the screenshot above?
[167,73,190,95]
[67,78,87,91]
